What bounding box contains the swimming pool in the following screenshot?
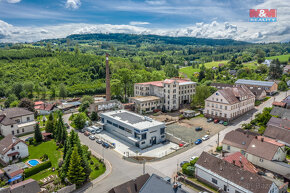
[28,159,40,167]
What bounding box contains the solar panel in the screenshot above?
[111,112,144,124]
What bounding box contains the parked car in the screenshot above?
[96,138,103,144]
[96,128,103,134]
[195,139,202,145]
[202,135,210,141]
[85,127,96,134]
[190,156,198,161]
[223,121,228,126]
[25,137,33,142]
[219,120,224,124]
[84,131,90,136]
[102,142,109,148]
[195,127,203,131]
[89,135,96,140]
[180,161,189,167]
[214,119,219,123]
[207,118,213,122]
[80,129,85,133]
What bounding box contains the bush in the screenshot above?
[258,126,266,134]
[216,146,222,152]
[24,161,52,178]
[40,154,48,161]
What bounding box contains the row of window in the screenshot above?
[11,128,25,135]
[107,120,132,134]
[141,101,161,107]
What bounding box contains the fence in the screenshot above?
[57,184,76,193]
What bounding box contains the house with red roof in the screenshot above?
[223,152,258,173]
[133,78,196,112]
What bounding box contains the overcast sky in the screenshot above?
[0,0,289,43]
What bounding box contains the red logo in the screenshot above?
[249,9,277,18]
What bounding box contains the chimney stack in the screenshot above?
[261,137,264,142]
[105,53,111,101]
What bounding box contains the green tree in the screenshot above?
[50,87,56,100]
[90,111,98,121]
[4,94,18,108]
[198,70,205,82]
[34,123,43,143]
[67,147,86,186]
[12,83,23,99]
[55,113,67,145]
[278,81,288,91]
[81,95,94,104]
[18,98,35,112]
[10,100,19,107]
[164,64,178,78]
[269,59,283,79]
[79,101,90,112]
[73,113,87,130]
[45,113,54,133]
[191,86,217,108]
[23,82,34,99]
[59,83,67,99]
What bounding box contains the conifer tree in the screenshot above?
[67,147,86,186]
[45,113,54,133]
[34,123,43,142]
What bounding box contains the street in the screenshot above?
[68,92,286,193]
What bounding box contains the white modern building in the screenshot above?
[100,110,166,149]
[204,85,255,121]
[134,78,196,111]
[0,107,37,136]
[0,135,29,165]
[195,152,280,193]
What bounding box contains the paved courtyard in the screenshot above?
[166,117,226,143]
[95,131,180,158]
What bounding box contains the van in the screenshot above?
[85,127,95,134]
[91,125,103,134]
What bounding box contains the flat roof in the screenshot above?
[100,110,164,130]
[130,96,161,102]
[235,79,275,87]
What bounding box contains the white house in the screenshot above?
[262,59,272,67]
[195,152,279,193]
[204,85,255,121]
[0,135,29,165]
[0,107,37,136]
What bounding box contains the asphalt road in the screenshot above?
[65,92,287,193]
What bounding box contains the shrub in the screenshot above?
[258,126,266,134]
[24,161,52,178]
[216,146,222,152]
[40,154,48,161]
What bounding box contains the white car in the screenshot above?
[190,156,198,161]
[89,135,96,140]
[202,135,210,141]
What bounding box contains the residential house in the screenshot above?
[272,102,287,108]
[88,99,123,114]
[134,78,196,111]
[222,130,290,179]
[235,79,278,95]
[129,96,162,114]
[204,85,255,121]
[270,107,290,119]
[2,179,41,193]
[264,117,290,146]
[0,107,37,136]
[0,135,29,165]
[223,152,258,173]
[248,87,267,100]
[109,173,188,193]
[282,96,290,109]
[195,152,280,193]
[262,59,272,67]
[34,102,56,115]
[283,65,290,74]
[56,101,81,112]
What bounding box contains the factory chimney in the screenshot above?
[106,53,111,101]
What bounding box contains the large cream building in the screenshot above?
[133,78,196,112]
[204,85,255,121]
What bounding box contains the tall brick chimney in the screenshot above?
[105,53,111,101]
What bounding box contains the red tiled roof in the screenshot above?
[136,78,193,87]
[34,101,44,106]
[223,152,258,173]
[10,169,24,178]
[272,102,286,107]
[35,103,55,111]
[256,136,284,146]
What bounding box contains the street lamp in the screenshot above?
[102,146,105,162]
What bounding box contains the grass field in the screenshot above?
[89,156,106,180]
[180,60,228,78]
[266,54,290,62]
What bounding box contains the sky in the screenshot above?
[0,0,289,43]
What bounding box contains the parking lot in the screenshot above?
[90,130,180,158]
[166,116,226,144]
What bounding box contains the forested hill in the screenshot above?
[63,33,249,46]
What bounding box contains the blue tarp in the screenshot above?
[8,175,22,183]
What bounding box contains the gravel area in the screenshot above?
[166,117,226,143]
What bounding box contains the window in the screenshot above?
[17,129,19,134]
[235,191,241,193]
[11,125,14,128]
[212,178,217,184]
[225,106,227,110]
[17,146,19,149]
[113,123,118,127]
[12,147,15,151]
[107,120,112,124]
[141,133,147,140]
[259,158,263,162]
[227,145,230,150]
[22,128,24,132]
[27,117,30,121]
[141,141,145,144]
[119,125,125,130]
[160,128,165,135]
[220,105,222,109]
[12,131,14,135]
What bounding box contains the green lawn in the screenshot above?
[23,140,62,168]
[36,115,49,128]
[89,156,106,180]
[266,54,290,62]
[180,60,228,78]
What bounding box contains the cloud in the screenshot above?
[129,21,150,25]
[6,0,21,3]
[145,0,166,5]
[65,0,81,9]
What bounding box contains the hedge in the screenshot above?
[24,160,52,178]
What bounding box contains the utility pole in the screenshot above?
[217,132,220,147]
[105,53,111,101]
[102,146,105,162]
[143,159,146,175]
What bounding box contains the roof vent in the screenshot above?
[220,167,223,171]
[261,138,264,142]
[241,177,244,180]
[242,141,246,145]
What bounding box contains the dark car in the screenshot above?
[102,142,109,148]
[207,118,213,122]
[223,121,228,126]
[25,137,33,142]
[195,127,203,131]
[180,161,189,167]
[219,120,224,124]
[195,139,202,145]
[214,119,219,124]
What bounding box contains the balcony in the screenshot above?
[18,121,37,128]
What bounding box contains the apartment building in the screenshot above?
[0,108,37,136]
[129,96,162,114]
[134,78,196,111]
[204,85,255,121]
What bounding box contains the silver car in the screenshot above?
[89,135,96,140]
